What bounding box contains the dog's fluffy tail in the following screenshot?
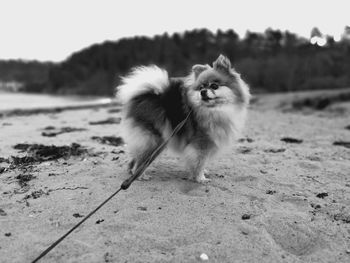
[117,65,169,104]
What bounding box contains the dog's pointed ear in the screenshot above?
[192,64,210,78]
[213,54,231,73]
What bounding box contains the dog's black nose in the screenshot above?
[200,89,208,98]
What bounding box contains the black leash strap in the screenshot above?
[31,110,192,263]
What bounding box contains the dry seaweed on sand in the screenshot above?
[89,117,121,125]
[0,209,7,216]
[333,141,350,149]
[15,174,36,187]
[24,189,49,200]
[41,126,87,137]
[281,137,303,144]
[333,213,350,223]
[316,192,328,199]
[238,137,254,143]
[292,97,331,110]
[91,136,124,146]
[11,143,88,165]
[264,148,286,153]
[291,91,350,111]
[43,126,55,130]
[107,108,122,113]
[10,156,37,166]
[237,146,252,154]
[0,157,9,163]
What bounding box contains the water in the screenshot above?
[0,92,113,111]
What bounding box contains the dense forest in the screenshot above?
[1,27,350,95]
[0,60,51,89]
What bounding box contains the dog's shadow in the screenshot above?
[146,163,210,197]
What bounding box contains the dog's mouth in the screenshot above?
[201,97,227,107]
[202,96,214,102]
[201,97,218,107]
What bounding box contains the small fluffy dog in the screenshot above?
[117,55,250,182]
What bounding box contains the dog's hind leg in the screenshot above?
[126,126,163,181]
[131,138,163,180]
[127,159,135,175]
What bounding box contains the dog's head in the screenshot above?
[186,55,250,109]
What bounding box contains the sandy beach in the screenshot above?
[0,90,350,263]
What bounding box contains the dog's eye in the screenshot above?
[198,84,205,90]
[210,83,219,90]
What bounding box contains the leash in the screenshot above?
[31,110,192,263]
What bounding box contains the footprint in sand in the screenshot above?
[265,214,321,256]
[180,182,209,197]
[232,175,258,182]
[298,161,320,170]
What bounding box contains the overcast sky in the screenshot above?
[0,0,348,62]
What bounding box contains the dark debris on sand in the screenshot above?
[108,108,122,113]
[96,219,105,224]
[41,127,87,137]
[266,190,277,195]
[333,213,350,224]
[0,208,7,216]
[91,136,124,147]
[0,157,9,163]
[16,174,36,187]
[316,192,328,199]
[73,213,84,218]
[291,91,350,111]
[237,146,252,154]
[1,103,120,118]
[10,156,36,166]
[293,97,331,110]
[43,126,55,130]
[24,189,49,200]
[89,117,121,125]
[111,149,125,154]
[264,148,286,153]
[241,214,251,220]
[281,137,303,144]
[333,141,350,149]
[238,137,254,143]
[11,143,88,166]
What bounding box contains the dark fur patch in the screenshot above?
[161,78,188,128]
[126,78,194,142]
[127,92,165,137]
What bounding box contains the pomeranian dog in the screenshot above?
[117,55,250,183]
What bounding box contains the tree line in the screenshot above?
[1,27,350,95]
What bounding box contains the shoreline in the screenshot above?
[1,87,349,118]
[0,102,121,118]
